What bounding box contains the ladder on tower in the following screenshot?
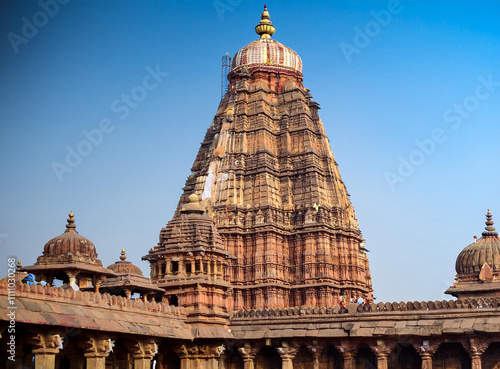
[221,52,232,99]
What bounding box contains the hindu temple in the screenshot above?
[1,6,499,369]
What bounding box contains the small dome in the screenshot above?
[180,193,205,214]
[231,6,302,75]
[42,212,97,258]
[455,210,500,276]
[107,249,143,275]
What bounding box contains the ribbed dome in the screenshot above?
[43,212,97,258]
[231,38,302,74]
[107,249,143,275]
[455,210,500,275]
[230,6,302,75]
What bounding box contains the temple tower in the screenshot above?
[446,209,500,298]
[147,6,373,310]
[144,194,234,321]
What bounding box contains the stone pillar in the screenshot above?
[124,288,132,299]
[238,345,258,369]
[33,349,58,369]
[176,344,190,369]
[166,260,172,274]
[416,342,438,369]
[219,353,227,369]
[93,275,105,292]
[471,354,482,369]
[66,271,79,287]
[467,338,488,369]
[78,337,112,369]
[312,352,321,369]
[336,344,356,369]
[370,342,392,369]
[343,353,355,369]
[277,343,299,369]
[376,353,388,369]
[27,333,62,369]
[421,354,432,369]
[124,340,158,369]
[307,343,322,369]
[179,259,184,275]
[86,356,107,369]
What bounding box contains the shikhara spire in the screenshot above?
[146,6,372,310]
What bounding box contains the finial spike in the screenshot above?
[65,211,76,232]
[482,209,497,236]
[255,5,275,38]
[120,249,126,261]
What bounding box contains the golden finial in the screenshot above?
[120,249,126,261]
[66,211,76,232]
[255,5,275,39]
[17,259,22,270]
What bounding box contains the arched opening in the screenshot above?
[433,343,471,369]
[55,354,71,369]
[293,345,314,369]
[255,346,282,369]
[322,345,344,369]
[161,350,181,369]
[106,339,130,369]
[482,342,500,369]
[171,261,179,273]
[388,344,421,369]
[169,295,179,307]
[224,345,244,369]
[56,335,84,369]
[356,346,377,369]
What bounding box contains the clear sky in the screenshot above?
[1,0,499,303]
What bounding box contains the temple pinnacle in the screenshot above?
[255,5,275,38]
[120,248,127,261]
[65,211,76,232]
[482,209,498,236]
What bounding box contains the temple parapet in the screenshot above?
[231,297,500,319]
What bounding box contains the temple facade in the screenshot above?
[1,6,500,369]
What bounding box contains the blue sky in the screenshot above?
[1,0,499,302]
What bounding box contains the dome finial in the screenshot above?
[189,193,200,204]
[65,211,76,233]
[255,5,275,38]
[120,249,127,261]
[482,209,498,236]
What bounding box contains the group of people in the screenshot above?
[339,295,367,307]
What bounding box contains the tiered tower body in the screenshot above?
[146,6,373,311]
